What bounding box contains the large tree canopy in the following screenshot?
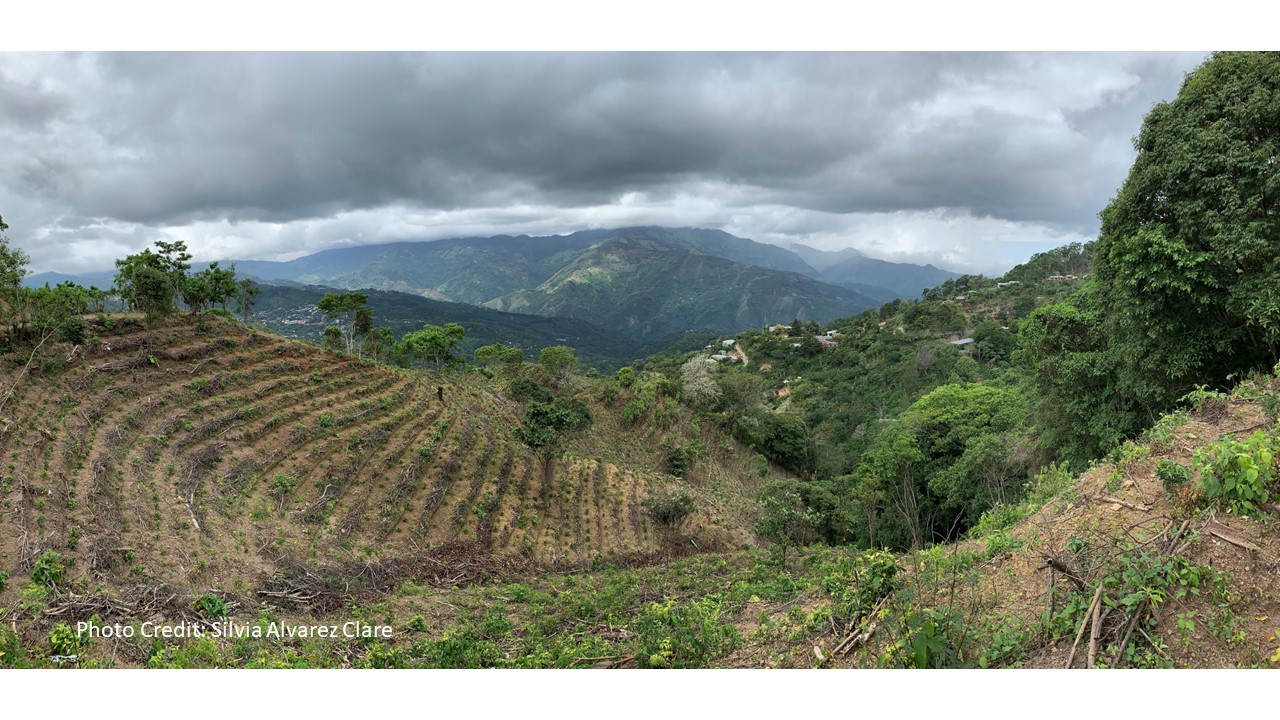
[1020,51,1280,464]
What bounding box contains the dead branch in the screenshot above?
[1068,582,1105,669]
[1205,521,1258,552]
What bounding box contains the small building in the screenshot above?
[815,336,837,348]
[721,339,736,348]
[996,281,1021,288]
[711,353,738,362]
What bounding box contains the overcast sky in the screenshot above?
[0,51,1208,275]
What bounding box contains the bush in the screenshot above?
[48,621,80,657]
[820,550,900,624]
[193,593,229,619]
[1156,459,1193,492]
[664,440,702,478]
[633,597,739,668]
[1193,431,1277,516]
[30,550,65,587]
[271,474,300,497]
[641,488,696,528]
[509,376,553,404]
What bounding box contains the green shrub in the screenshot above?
[664,441,702,478]
[820,550,900,624]
[30,550,65,587]
[48,621,80,657]
[641,488,696,528]
[193,593,229,619]
[1156,460,1193,492]
[509,376,552,404]
[271,474,300,497]
[1193,431,1276,516]
[317,412,334,429]
[616,367,637,387]
[633,597,739,668]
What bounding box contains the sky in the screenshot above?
[0,49,1210,276]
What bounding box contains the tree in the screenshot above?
[1021,52,1280,463]
[316,292,371,356]
[680,356,722,409]
[515,398,593,484]
[755,480,820,568]
[538,345,579,381]
[154,239,192,309]
[185,261,238,312]
[399,322,466,370]
[0,215,30,320]
[361,326,395,363]
[235,278,260,322]
[474,343,523,367]
[114,250,176,326]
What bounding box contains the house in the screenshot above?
[815,336,837,349]
[996,281,1021,288]
[711,353,738,362]
[721,339,736,348]
[950,337,975,353]
[767,324,790,333]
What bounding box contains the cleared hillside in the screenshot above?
[0,314,775,616]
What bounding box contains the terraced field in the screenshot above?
[0,314,751,605]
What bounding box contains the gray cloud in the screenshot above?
[0,51,1207,274]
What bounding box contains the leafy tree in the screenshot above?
[184,261,238,313]
[852,383,1028,550]
[361,326,395,363]
[474,343,524,367]
[0,215,30,319]
[114,250,176,326]
[641,488,697,530]
[539,345,579,381]
[755,480,820,567]
[515,398,593,484]
[316,292,371,356]
[971,321,1016,365]
[235,278,260,322]
[399,322,466,370]
[680,355,721,409]
[1021,53,1280,464]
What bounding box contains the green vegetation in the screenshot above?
[1193,431,1277,517]
[1019,52,1280,466]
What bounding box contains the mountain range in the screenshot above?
[26,226,960,344]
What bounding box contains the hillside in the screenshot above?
[0,312,805,667]
[8,372,1274,668]
[250,283,649,372]
[487,235,878,340]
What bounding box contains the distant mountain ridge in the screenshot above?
[787,242,960,299]
[484,233,878,340]
[27,227,962,343]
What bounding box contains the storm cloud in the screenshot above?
[0,51,1206,274]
